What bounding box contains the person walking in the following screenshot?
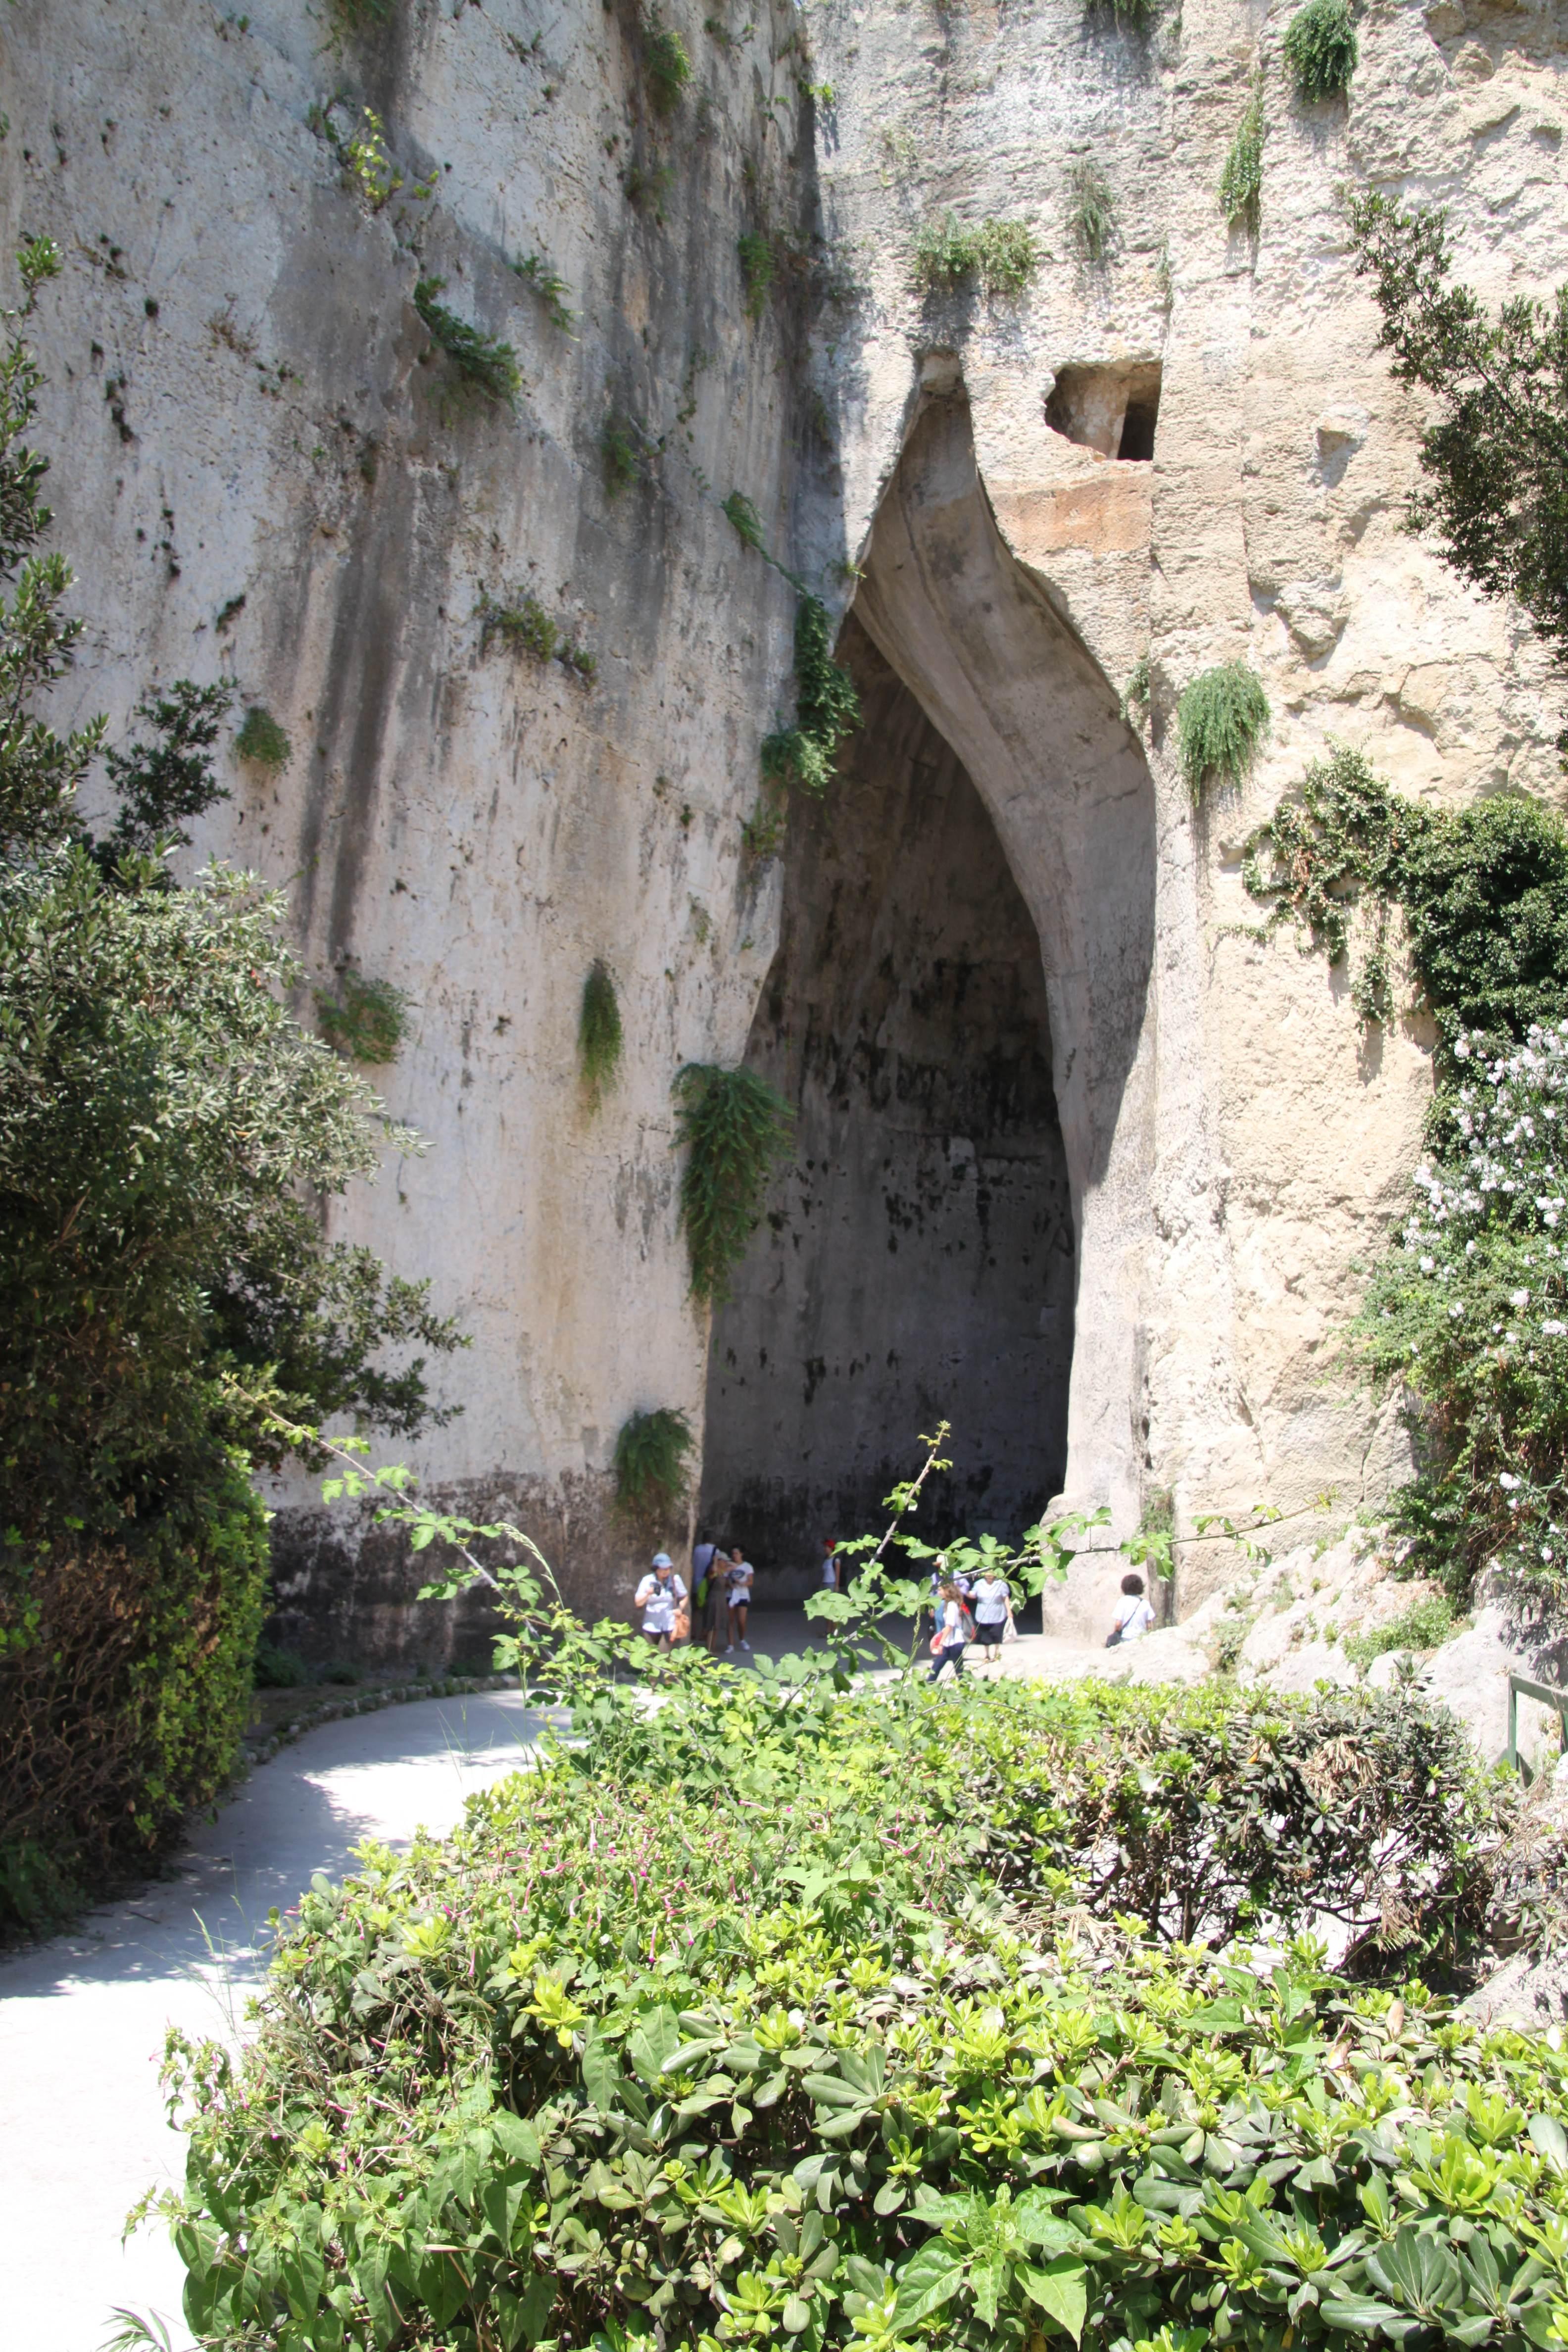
[725,1546,754,1651]
[635,1552,687,1652]
[692,1532,721,1650]
[1106,1571,1156,1647]
[972,1565,1014,1664]
[928,1579,970,1682]
[818,1536,840,1594]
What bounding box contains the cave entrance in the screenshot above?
[700,617,1075,1578]
[701,383,1156,1608]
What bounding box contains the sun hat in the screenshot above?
[651,1551,673,1568]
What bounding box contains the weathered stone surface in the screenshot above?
[9,0,1568,1664]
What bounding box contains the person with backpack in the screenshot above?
[928,1579,972,1680]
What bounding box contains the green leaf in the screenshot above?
[893,2242,964,2327]
[1529,2115,1568,2175]
[1321,2296,1404,2333]
[582,2034,620,2114]
[628,2006,684,2086]
[1021,2256,1088,2344]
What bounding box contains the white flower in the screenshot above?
[1449,1303,1464,1318]
[1513,1290,1531,1308]
[1544,1320,1568,1337]
[1500,1472,1522,1490]
[1420,1256,1435,1274]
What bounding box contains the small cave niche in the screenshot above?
[1046,359,1162,461]
[698,618,1076,1586]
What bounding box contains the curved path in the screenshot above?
[0,1690,542,2352]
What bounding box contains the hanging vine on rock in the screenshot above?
[1243,742,1568,1046]
[672,1062,794,1303]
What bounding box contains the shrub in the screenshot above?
[1,1457,267,1934]
[1177,661,1269,798]
[737,230,775,322]
[1242,746,1568,1038]
[1344,1593,1460,1670]
[340,108,402,211]
[1349,196,1568,692]
[912,211,1038,298]
[157,1664,1560,2352]
[314,968,409,1064]
[761,596,861,797]
[602,413,645,498]
[412,277,522,412]
[482,591,558,663]
[1066,160,1115,265]
[643,12,692,112]
[0,260,461,1925]
[579,959,623,1103]
[234,703,291,771]
[672,1061,794,1301]
[253,1639,311,1690]
[612,1404,693,1519]
[1283,0,1358,102]
[511,251,575,331]
[325,0,393,40]
[1219,94,1265,231]
[623,159,676,214]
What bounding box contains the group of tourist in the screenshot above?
[633,1539,755,1654]
[634,1534,1158,1671]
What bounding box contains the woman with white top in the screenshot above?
[725,1546,754,1651]
[1106,1571,1156,1647]
[634,1552,687,1652]
[971,1570,1014,1663]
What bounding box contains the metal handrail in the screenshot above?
[1503,1672,1568,1782]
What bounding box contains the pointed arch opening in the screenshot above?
[701,386,1157,1609]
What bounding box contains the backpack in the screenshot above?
[958,1600,976,1644]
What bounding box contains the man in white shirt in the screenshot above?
[1107,1572,1156,1647]
[972,1571,1013,1662]
[634,1552,687,1651]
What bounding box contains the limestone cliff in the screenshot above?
[8,0,1565,1663]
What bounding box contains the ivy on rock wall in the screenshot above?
[673,1063,794,1304]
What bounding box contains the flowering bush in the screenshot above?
[1360,1025,1568,1596]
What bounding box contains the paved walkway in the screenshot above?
[0,1690,542,2352]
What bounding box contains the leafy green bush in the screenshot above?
[761,597,861,798]
[738,232,776,322]
[1,1457,267,1933]
[673,1062,794,1302]
[1242,745,1568,1038]
[413,278,522,412]
[644,13,693,112]
[1343,1594,1460,1671]
[1066,161,1116,265]
[156,1665,1560,2352]
[1219,96,1265,232]
[1349,196,1568,691]
[235,704,291,771]
[1177,663,1269,799]
[0,273,460,1920]
[314,968,409,1064]
[253,1639,312,1690]
[579,959,624,1103]
[1283,0,1358,101]
[613,1405,693,1519]
[912,213,1039,298]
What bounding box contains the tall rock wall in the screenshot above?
[8,0,1567,1657]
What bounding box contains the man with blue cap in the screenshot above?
[634,1550,687,1651]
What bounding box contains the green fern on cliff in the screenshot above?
[1178,662,1270,799]
[673,1063,793,1303]
[579,961,624,1104]
[613,1406,693,1519]
[1219,95,1266,231]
